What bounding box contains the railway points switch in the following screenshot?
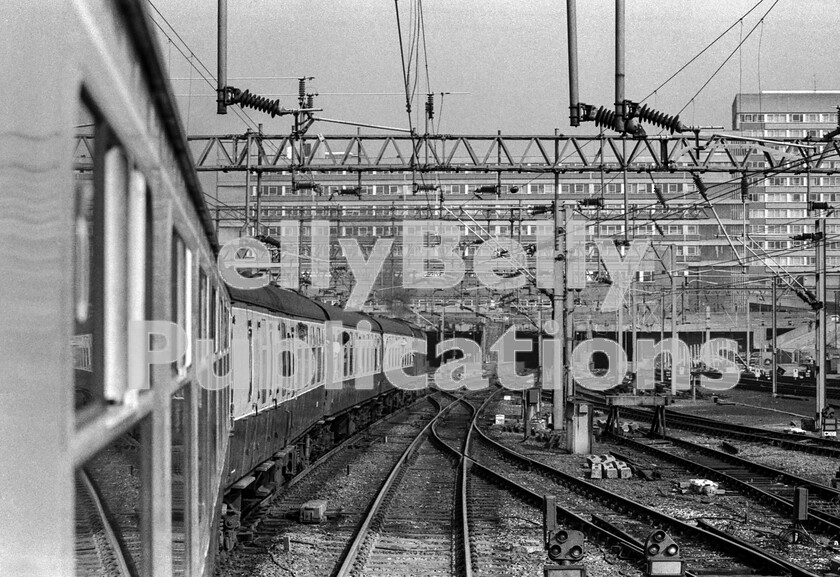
[300,500,328,523]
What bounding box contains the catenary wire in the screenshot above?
[676,0,781,117]
[641,0,766,103]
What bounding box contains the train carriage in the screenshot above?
[0,1,432,575]
[220,286,429,545]
[1,1,232,575]
[225,285,330,488]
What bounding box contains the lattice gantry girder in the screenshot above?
[166,133,840,174]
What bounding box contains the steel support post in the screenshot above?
[217,0,227,114]
[567,0,580,126]
[670,247,678,395]
[817,216,827,425]
[772,280,777,398]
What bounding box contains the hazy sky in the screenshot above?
[152,0,840,137]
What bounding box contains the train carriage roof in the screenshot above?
[315,302,383,333]
[228,285,327,322]
[229,284,428,336]
[372,316,415,337]
[408,325,428,340]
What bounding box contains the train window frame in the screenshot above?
[75,95,154,421]
[101,145,130,402]
[73,96,104,420]
[211,286,219,353]
[185,247,193,369]
[171,233,194,376]
[199,269,209,341]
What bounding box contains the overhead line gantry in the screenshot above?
[184,132,840,175]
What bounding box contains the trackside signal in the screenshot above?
[644,529,684,577]
[543,495,586,577]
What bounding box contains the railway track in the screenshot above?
[446,394,678,575]
[472,392,820,577]
[737,375,840,399]
[434,394,603,577]
[576,388,840,459]
[75,470,131,577]
[611,432,840,530]
[605,435,840,568]
[334,395,469,577]
[566,388,840,568]
[656,408,840,455]
[215,395,445,577]
[576,394,840,516]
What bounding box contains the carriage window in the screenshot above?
[172,235,193,374]
[75,97,134,417]
[343,331,352,377]
[222,298,230,350]
[312,325,324,386]
[185,248,193,368]
[73,163,99,415]
[211,286,218,352]
[73,98,101,417]
[199,269,208,340]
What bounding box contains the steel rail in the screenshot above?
[589,393,840,459]
[470,392,819,577]
[333,394,455,577]
[609,434,840,536]
[446,394,653,571]
[429,396,475,577]
[77,469,133,577]
[652,407,840,457]
[653,433,840,524]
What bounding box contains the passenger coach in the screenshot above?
[0,2,432,576]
